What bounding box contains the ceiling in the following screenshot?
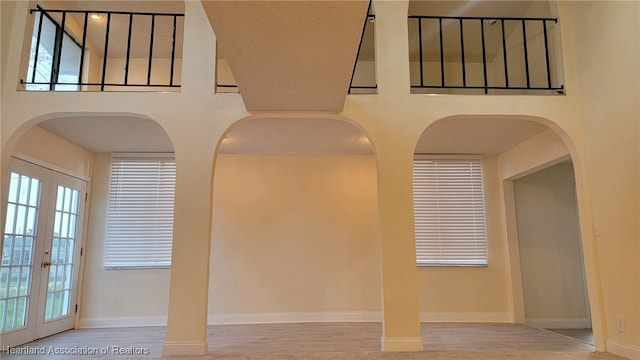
[202,0,369,112]
[220,118,372,154]
[415,116,547,155]
[37,116,174,153]
[36,115,547,156]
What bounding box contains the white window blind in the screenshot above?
[413,157,488,266]
[105,154,176,269]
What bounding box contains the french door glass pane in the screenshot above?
[44,186,79,321]
[1,173,40,332]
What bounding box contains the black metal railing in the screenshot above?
[408,15,564,94]
[348,0,377,94]
[21,7,183,91]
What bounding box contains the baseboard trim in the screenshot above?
[607,340,640,360]
[382,337,424,352]
[420,312,511,323]
[207,311,383,325]
[80,312,515,329]
[525,318,591,329]
[79,316,167,328]
[162,341,208,356]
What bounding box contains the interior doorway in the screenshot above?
[512,161,592,344]
[1,157,87,347]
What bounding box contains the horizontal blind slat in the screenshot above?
[105,156,176,268]
[413,158,487,266]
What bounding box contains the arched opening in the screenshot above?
[208,115,382,353]
[411,115,602,351]
[1,114,175,348]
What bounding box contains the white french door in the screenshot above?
[1,158,86,347]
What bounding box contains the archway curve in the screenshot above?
[411,114,604,351]
[206,113,383,350]
[1,111,177,346]
[2,112,176,175]
[212,113,378,159]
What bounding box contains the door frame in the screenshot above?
[1,154,91,346]
[501,156,600,347]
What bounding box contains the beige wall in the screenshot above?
[1,1,18,86]
[13,125,93,177]
[417,157,511,322]
[564,0,640,353]
[209,154,381,318]
[498,128,569,181]
[79,153,382,325]
[2,0,639,357]
[80,153,171,327]
[514,162,589,329]
[104,58,183,91]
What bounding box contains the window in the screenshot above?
[413,156,488,266]
[26,7,82,91]
[104,154,176,269]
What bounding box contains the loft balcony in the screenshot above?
[213,1,565,97]
[13,1,565,99]
[408,14,563,95]
[18,4,184,92]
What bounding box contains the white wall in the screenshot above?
[209,154,381,321]
[514,162,589,329]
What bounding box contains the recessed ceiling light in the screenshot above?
[90,13,103,20]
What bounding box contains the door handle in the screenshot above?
[42,260,52,268]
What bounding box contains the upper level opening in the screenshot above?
[408,0,564,95]
[214,0,377,96]
[348,4,377,95]
[19,1,184,92]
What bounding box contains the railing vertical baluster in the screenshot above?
[404,14,563,94]
[501,19,509,88]
[418,18,424,87]
[542,19,552,89]
[31,10,45,84]
[170,15,177,87]
[78,12,88,87]
[459,19,466,87]
[439,18,445,87]
[480,19,488,94]
[100,12,111,91]
[24,8,185,91]
[124,14,133,85]
[521,19,530,88]
[147,14,156,86]
[51,11,67,88]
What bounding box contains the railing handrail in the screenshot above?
[30,8,184,18]
[408,15,557,22]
